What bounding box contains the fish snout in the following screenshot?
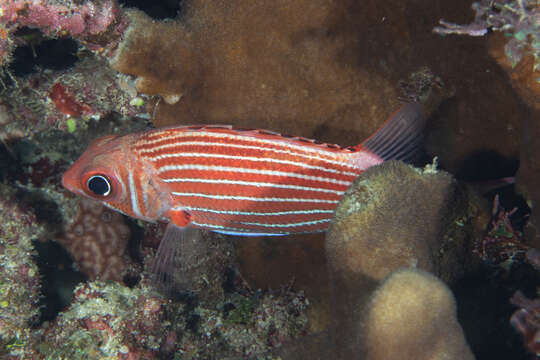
[61,167,80,194]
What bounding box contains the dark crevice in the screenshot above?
[118,0,182,19]
[33,240,86,324]
[9,29,79,77]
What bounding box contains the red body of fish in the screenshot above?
[62,104,424,236]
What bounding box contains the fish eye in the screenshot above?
[87,175,112,196]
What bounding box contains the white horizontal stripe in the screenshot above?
[176,206,335,216]
[238,218,332,228]
[191,220,291,235]
[138,140,357,171]
[172,192,339,203]
[142,130,338,158]
[213,229,289,236]
[164,177,344,195]
[148,151,358,176]
[158,164,351,186]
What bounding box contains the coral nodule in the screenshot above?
[363,269,475,360]
[325,160,481,359]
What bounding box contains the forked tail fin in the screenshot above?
[358,103,426,163]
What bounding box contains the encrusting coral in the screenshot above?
[0,184,43,357]
[0,0,527,179]
[37,280,171,359]
[0,52,147,143]
[20,278,309,359]
[0,0,126,64]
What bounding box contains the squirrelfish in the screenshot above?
[62,104,424,281]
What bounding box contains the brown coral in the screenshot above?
[111,2,404,145]
[363,269,475,360]
[57,197,133,282]
[326,161,478,283]
[109,0,527,179]
[324,160,485,358]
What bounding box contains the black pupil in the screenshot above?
[88,175,110,196]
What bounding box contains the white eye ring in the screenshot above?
[87,175,111,196]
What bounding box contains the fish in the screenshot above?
[62,103,425,289]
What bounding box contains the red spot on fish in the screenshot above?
[49,83,84,117]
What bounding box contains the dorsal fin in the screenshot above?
[359,103,425,162]
[140,103,424,160]
[144,123,354,154]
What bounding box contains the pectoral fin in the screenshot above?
[151,223,202,297]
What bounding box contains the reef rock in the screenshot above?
[487,33,540,248]
[0,184,43,357]
[488,33,540,112]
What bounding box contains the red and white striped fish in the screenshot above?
[62,103,424,235]
[62,103,424,283]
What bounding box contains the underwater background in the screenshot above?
[0,0,539,359]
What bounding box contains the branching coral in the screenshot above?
[434,0,540,114]
[0,1,534,358]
